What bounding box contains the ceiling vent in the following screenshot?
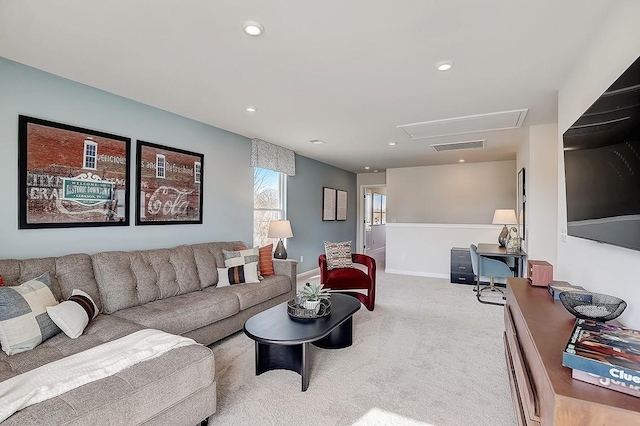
[398,109,528,140]
[431,139,485,152]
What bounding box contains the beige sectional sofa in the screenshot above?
[0,241,297,425]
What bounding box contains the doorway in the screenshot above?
[361,186,386,266]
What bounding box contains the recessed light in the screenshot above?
[459,159,465,163]
[242,21,264,36]
[246,106,257,112]
[388,142,397,146]
[365,166,370,170]
[374,170,379,173]
[436,61,454,71]
[310,139,325,145]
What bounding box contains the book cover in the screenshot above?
[563,319,640,387]
[572,369,640,398]
[547,282,590,301]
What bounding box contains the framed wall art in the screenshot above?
[336,189,348,221]
[322,187,336,221]
[18,115,131,229]
[136,140,203,225]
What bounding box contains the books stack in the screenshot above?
[563,319,640,397]
[548,281,592,301]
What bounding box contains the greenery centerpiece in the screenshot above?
[300,282,331,311]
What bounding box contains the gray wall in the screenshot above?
[288,155,357,273]
[386,160,516,224]
[0,58,253,258]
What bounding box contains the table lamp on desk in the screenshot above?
[492,209,517,247]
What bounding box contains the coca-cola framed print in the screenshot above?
[135,140,203,225]
[18,115,131,229]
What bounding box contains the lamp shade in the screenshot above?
[268,220,293,239]
[492,209,517,225]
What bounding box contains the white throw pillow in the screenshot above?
[47,289,99,339]
[324,241,354,270]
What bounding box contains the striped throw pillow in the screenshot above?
[47,289,99,339]
[324,241,354,270]
[235,245,275,277]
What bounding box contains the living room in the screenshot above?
[1,1,640,425]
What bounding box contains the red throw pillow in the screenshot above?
[234,244,275,277]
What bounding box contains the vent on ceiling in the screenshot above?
[398,109,528,140]
[431,139,485,152]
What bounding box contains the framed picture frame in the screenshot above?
[517,167,526,240]
[336,189,348,221]
[18,115,131,229]
[136,140,204,225]
[322,187,336,221]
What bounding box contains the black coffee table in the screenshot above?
[243,293,361,391]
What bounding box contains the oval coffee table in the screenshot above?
[243,293,361,391]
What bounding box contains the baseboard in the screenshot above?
[297,267,320,282]
[384,269,449,279]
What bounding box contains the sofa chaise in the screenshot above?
[0,241,297,425]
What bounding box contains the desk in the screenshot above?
[475,243,526,306]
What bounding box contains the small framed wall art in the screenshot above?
[322,187,337,221]
[136,140,204,225]
[18,115,131,229]
[336,189,348,221]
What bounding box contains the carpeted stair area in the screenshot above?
[209,270,515,426]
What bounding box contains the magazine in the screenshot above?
[562,319,640,387]
[572,369,640,398]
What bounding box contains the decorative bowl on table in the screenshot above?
[287,298,331,319]
[559,291,627,321]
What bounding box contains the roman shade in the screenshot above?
[250,138,295,176]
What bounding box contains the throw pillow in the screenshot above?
[324,241,354,270]
[46,289,99,339]
[217,265,259,286]
[0,272,62,355]
[223,247,260,283]
[235,244,275,277]
[0,274,4,286]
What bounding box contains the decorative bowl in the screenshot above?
[559,291,627,321]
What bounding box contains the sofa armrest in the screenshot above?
[272,258,298,299]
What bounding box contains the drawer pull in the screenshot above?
[458,266,466,270]
[459,277,466,281]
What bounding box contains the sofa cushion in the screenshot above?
[0,273,61,355]
[0,329,215,426]
[92,245,202,314]
[191,241,246,288]
[206,275,292,310]
[112,290,240,335]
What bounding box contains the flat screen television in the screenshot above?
[563,56,640,251]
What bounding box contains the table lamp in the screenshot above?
[492,209,517,247]
[268,220,293,259]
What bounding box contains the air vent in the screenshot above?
[431,140,485,152]
[398,109,528,140]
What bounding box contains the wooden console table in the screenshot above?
[504,278,640,425]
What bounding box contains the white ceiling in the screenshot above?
[0,0,616,173]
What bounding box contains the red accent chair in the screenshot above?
[319,253,376,311]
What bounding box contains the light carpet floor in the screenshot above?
[208,271,516,426]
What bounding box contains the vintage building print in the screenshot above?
[136,141,203,225]
[18,116,130,229]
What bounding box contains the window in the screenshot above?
[253,167,286,247]
[83,139,97,169]
[372,192,387,225]
[194,161,201,183]
[156,154,165,178]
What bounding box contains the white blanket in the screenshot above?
[0,329,198,423]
